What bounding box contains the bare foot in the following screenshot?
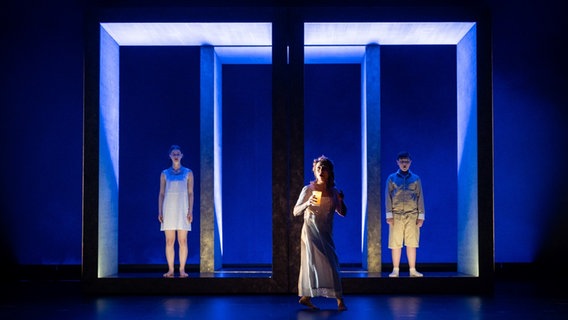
[337,298,347,311]
[299,296,319,310]
[163,272,174,278]
[179,271,189,278]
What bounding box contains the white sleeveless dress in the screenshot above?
[160,167,192,231]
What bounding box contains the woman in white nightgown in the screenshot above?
[158,145,194,278]
[293,155,347,311]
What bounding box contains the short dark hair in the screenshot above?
[396,151,411,160]
[169,144,181,154]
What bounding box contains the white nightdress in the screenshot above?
[294,185,343,298]
[160,167,192,231]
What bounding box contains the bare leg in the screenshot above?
[407,246,417,269]
[177,230,189,277]
[164,230,176,277]
[389,247,402,277]
[407,247,423,277]
[391,248,402,268]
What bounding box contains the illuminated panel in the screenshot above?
[98,26,120,277]
[101,23,272,64]
[362,45,381,272]
[305,22,475,45]
[101,23,272,46]
[456,26,479,276]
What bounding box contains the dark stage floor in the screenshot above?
[2,276,567,320]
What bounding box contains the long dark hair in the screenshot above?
[311,155,335,189]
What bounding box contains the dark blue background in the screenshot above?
[1,0,566,268]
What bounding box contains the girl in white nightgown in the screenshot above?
[158,145,194,278]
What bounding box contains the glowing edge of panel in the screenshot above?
[99,26,120,277]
